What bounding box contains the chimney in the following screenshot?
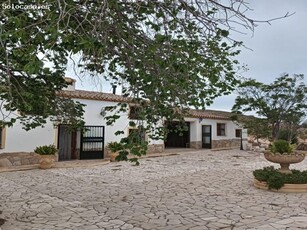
[112,85,117,94]
[64,77,76,91]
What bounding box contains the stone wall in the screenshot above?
[245,138,269,152]
[297,143,307,151]
[147,144,164,154]
[0,152,58,167]
[212,139,245,149]
[190,139,246,150]
[190,141,202,149]
[0,152,40,167]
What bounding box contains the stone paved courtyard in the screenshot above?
[1,149,307,230]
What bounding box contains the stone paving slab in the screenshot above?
[1,149,307,229]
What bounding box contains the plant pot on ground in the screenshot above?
[263,140,305,174]
[107,142,123,162]
[34,145,57,169]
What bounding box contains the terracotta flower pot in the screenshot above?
[39,155,55,169]
[109,151,119,162]
[264,151,305,174]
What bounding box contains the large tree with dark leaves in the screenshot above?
[232,74,307,141]
[0,1,289,158]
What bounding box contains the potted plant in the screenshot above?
[107,142,123,162]
[263,140,305,174]
[34,145,57,169]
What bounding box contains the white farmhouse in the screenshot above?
[0,78,247,165]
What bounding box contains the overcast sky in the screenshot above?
[210,0,307,111]
[66,1,307,112]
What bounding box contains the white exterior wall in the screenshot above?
[0,120,55,153]
[185,117,248,148]
[79,99,128,143]
[79,98,164,146]
[200,119,247,140]
[189,120,199,142]
[0,91,245,153]
[0,98,164,154]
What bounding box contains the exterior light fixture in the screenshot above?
[100,107,106,117]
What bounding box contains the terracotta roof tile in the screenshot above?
[57,90,130,103]
[58,89,234,120]
[188,109,233,120]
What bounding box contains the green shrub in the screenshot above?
[253,166,275,181]
[266,173,285,190]
[253,167,307,190]
[34,145,57,155]
[107,142,123,152]
[286,170,307,184]
[269,139,294,154]
[278,129,298,144]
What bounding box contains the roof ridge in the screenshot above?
[58,90,234,120]
[57,89,130,103]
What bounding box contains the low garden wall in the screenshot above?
[212,139,243,149]
[0,152,58,168]
[147,144,164,154]
[190,139,246,150]
[0,152,41,167]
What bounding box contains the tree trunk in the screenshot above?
[272,122,281,141]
